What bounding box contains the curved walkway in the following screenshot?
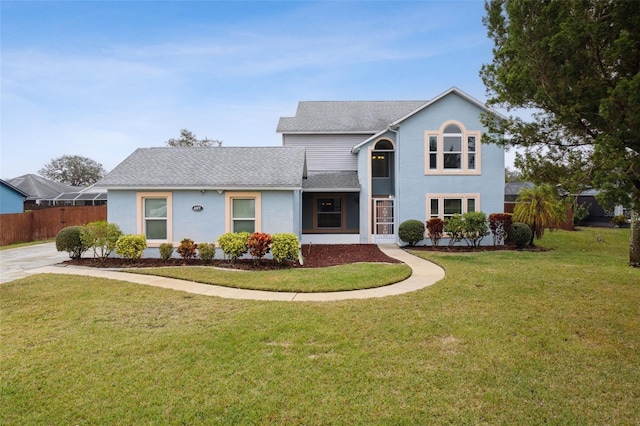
[22,244,445,302]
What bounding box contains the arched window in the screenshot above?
[425,121,480,174]
[372,139,394,178]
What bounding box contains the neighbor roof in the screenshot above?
[0,179,29,197]
[7,174,81,200]
[97,147,307,190]
[277,100,426,134]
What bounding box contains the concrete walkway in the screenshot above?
[12,244,445,301]
[0,242,70,283]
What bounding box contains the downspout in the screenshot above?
[387,125,399,245]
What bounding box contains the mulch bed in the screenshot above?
[62,244,402,271]
[62,243,547,271]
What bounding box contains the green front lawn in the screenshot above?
[131,263,412,292]
[1,228,638,424]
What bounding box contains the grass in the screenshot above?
[1,227,638,424]
[0,239,54,251]
[130,263,412,292]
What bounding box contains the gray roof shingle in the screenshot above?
[277,101,427,133]
[7,174,82,200]
[97,147,306,189]
[302,171,360,191]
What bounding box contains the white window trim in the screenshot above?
[426,193,481,222]
[136,192,173,247]
[424,120,482,175]
[225,192,262,233]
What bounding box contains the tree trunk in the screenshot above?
[630,209,640,268]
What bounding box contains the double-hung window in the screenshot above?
[226,192,261,233]
[425,121,481,174]
[137,192,172,245]
[428,194,479,221]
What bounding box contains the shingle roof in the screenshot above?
[97,147,307,189]
[277,101,427,133]
[0,179,29,197]
[7,174,81,200]
[302,172,360,192]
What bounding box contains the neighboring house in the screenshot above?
[99,87,505,254]
[0,179,28,214]
[7,174,82,209]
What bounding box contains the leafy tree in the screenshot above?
[38,155,106,186]
[165,129,222,147]
[505,167,521,183]
[513,185,565,246]
[481,0,640,266]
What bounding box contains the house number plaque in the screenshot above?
[192,205,204,212]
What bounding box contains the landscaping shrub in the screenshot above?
[198,242,216,263]
[217,232,250,263]
[463,211,489,248]
[426,218,444,247]
[81,221,123,264]
[271,233,300,264]
[444,214,465,247]
[489,213,513,246]
[247,232,273,262]
[398,219,425,246]
[509,222,532,249]
[177,238,198,260]
[611,215,628,227]
[115,234,147,261]
[55,226,88,259]
[159,243,174,261]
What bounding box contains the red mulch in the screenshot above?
[62,243,546,271]
[62,244,402,271]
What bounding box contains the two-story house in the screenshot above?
[277,87,505,244]
[99,87,504,255]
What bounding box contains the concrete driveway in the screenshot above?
[0,242,70,283]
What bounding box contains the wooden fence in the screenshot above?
[0,206,107,246]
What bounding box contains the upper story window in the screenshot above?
[372,139,394,178]
[425,121,481,175]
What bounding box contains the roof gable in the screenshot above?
[0,179,28,197]
[97,147,307,190]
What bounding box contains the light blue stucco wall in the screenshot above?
[0,185,24,214]
[357,92,505,245]
[107,189,299,257]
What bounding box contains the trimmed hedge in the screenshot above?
[399,220,425,246]
[55,226,88,259]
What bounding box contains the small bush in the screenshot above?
[247,232,273,262]
[55,226,88,259]
[444,215,465,247]
[198,242,216,263]
[398,220,425,246]
[218,232,250,263]
[271,233,300,264]
[611,215,628,227]
[509,222,532,249]
[489,213,513,246]
[463,211,489,248]
[115,234,147,261]
[426,218,444,247]
[81,221,123,264]
[159,243,174,261]
[573,202,590,225]
[177,238,198,260]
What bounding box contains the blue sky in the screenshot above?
[1,0,512,180]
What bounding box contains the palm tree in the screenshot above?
[513,184,565,245]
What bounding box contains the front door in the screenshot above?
[372,198,395,243]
